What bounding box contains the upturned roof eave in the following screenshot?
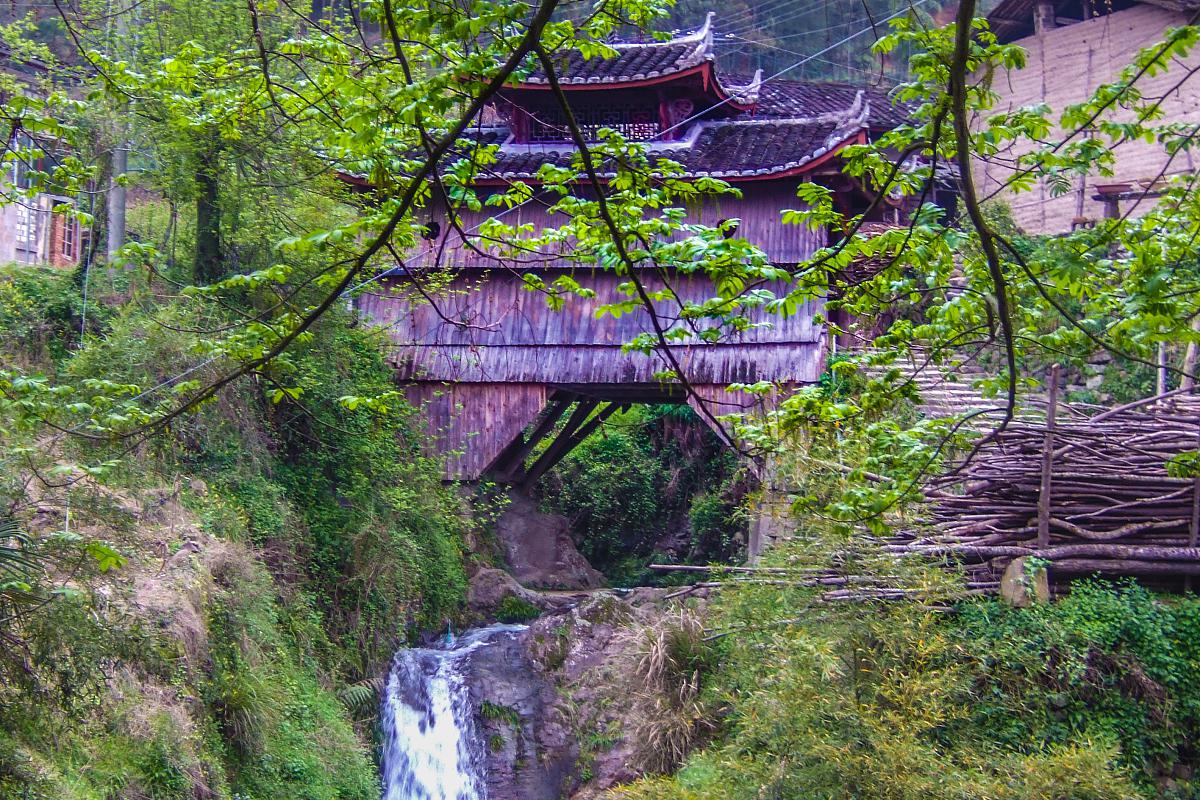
[464,127,867,186]
[506,61,760,113]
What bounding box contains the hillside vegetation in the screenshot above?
[0,263,468,797]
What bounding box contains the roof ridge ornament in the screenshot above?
[726,67,763,105]
[823,90,869,150]
[610,11,713,51]
[674,11,714,68]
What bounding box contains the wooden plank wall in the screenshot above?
[401,382,549,480]
[357,270,826,386]
[405,180,824,268]
[360,181,830,479]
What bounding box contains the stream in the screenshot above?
[379,624,528,800]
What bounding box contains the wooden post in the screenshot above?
[107,145,128,261]
[1034,1,1057,35]
[1191,416,1200,549]
[106,0,129,262]
[1189,477,1199,550]
[1187,421,1200,591]
[1158,342,1169,396]
[1183,316,1200,391]
[1037,364,1060,548]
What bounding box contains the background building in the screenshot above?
[979,0,1200,233]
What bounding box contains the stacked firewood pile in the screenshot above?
[889,392,1200,589]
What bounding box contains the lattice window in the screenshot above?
[62,213,78,260]
[527,106,660,142]
[14,203,37,263]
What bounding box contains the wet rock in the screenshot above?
[493,492,604,590]
[462,591,704,799]
[467,567,547,617]
[466,627,577,800]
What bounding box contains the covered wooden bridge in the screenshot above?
[351,17,914,482]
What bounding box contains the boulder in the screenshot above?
[493,491,604,590]
[1000,556,1050,607]
[467,567,546,617]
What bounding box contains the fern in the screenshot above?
[338,676,385,716]
[0,516,42,616]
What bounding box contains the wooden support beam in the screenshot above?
[520,402,622,490]
[490,399,572,482]
[517,400,598,490]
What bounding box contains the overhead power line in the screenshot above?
[717,0,837,33]
[84,0,934,420]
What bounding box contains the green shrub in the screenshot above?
[480,700,521,727]
[539,405,745,581]
[496,594,541,623]
[615,580,1192,800]
[0,263,85,364]
[951,580,1200,783]
[203,560,378,799]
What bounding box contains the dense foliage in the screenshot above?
[538,405,746,584]
[0,264,465,797]
[615,580,1200,800]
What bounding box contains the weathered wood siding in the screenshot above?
[358,271,825,384]
[401,382,549,479]
[974,4,1200,233]
[406,181,823,268]
[362,181,829,479]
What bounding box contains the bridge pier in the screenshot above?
[747,455,793,562]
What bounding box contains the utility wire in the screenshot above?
[27,0,930,437]
[718,32,900,80]
[721,0,849,38]
[717,0,836,34]
[657,1,927,143]
[348,0,926,295]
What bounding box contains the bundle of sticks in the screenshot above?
[889,395,1200,583]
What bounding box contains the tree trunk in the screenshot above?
[194,145,222,284]
[1182,316,1200,391]
[106,143,127,262]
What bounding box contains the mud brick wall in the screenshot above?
[974,4,1200,234]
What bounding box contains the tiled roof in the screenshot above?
[749,79,913,130]
[521,13,716,86]
[454,92,872,181]
[517,14,764,106]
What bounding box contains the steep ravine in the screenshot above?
[382,584,691,800]
[376,488,706,800]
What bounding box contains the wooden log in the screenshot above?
[1051,558,1200,576]
[1042,545,1200,561]
[1038,364,1060,548]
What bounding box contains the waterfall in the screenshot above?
[380,624,526,800]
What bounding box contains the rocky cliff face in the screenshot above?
[466,626,577,800]
[493,491,604,590]
[463,488,707,799]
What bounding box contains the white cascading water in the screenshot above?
[380,624,526,800]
